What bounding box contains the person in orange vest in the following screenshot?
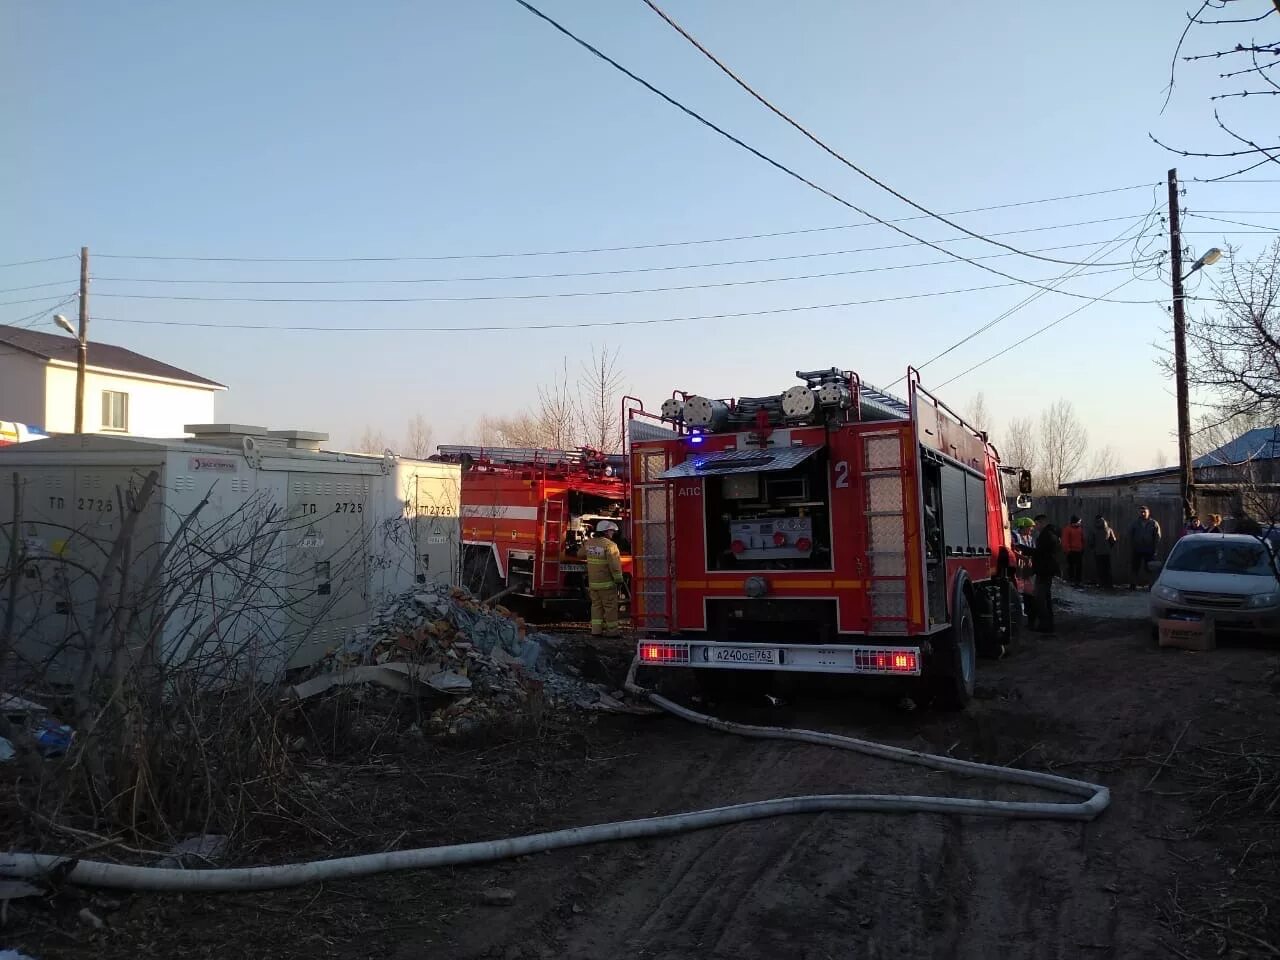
[1061,514,1085,587]
[585,520,625,638]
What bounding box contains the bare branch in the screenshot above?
[1162,1,1216,112]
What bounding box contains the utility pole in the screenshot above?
[75,246,88,434]
[1168,169,1194,524]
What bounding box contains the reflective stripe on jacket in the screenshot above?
[585,535,623,588]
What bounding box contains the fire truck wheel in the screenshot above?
[931,598,976,711]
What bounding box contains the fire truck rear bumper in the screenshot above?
[636,640,923,677]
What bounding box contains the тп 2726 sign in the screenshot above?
[189,457,237,473]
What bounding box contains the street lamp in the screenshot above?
[1185,247,1223,279]
[52,313,88,434]
[1171,245,1224,523]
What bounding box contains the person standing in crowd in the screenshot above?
[1180,515,1205,538]
[1128,505,1163,590]
[1061,515,1085,586]
[1207,514,1224,534]
[1011,517,1037,623]
[1032,514,1061,634]
[1089,514,1118,589]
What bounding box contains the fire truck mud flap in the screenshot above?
[637,640,924,677]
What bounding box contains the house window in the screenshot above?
[101,391,129,431]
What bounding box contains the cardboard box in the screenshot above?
[1158,617,1216,652]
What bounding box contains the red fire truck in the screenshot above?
[435,445,632,614]
[627,367,1029,708]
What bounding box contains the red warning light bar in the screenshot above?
[853,647,921,675]
[639,642,691,665]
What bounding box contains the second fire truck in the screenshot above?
[435,445,632,615]
[627,367,1029,708]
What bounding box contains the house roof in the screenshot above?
[1059,425,1280,490]
[1194,426,1280,467]
[0,323,224,389]
[1060,466,1178,490]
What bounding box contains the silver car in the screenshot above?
[1150,533,1280,637]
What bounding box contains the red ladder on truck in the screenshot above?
[538,497,565,592]
[862,430,913,634]
[630,445,675,631]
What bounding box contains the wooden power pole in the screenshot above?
[1167,169,1194,523]
[75,246,89,434]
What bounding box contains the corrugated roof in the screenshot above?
[659,445,822,479]
[0,324,224,388]
[1060,466,1178,489]
[1194,426,1280,467]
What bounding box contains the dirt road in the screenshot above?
[13,591,1279,959]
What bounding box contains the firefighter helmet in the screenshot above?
[596,520,620,534]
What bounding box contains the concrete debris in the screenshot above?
[77,908,105,930]
[0,694,73,760]
[155,834,229,869]
[296,583,636,733]
[481,887,517,906]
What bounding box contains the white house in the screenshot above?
[0,323,225,438]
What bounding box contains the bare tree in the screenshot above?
[1001,416,1039,471]
[1088,444,1122,479]
[1154,2,1280,179]
[1182,241,1280,429]
[535,360,580,450]
[966,391,992,434]
[578,345,625,453]
[1154,448,1171,468]
[404,414,434,460]
[355,426,389,455]
[1039,399,1089,493]
[471,350,627,452]
[999,416,1040,496]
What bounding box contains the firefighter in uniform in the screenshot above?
[585,520,624,638]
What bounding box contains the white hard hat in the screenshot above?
[596,520,619,534]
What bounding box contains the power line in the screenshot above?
[0,279,78,295]
[0,292,79,308]
[91,186,1158,264]
[0,255,77,270]
[933,271,1155,390]
[88,217,1152,287]
[1185,213,1280,232]
[91,259,1149,306]
[90,268,1164,335]
[511,0,1161,305]
[637,0,1137,271]
[1,296,79,330]
[890,207,1163,388]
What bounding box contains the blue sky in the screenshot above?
[5,1,1279,470]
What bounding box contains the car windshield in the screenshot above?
[1166,541,1275,576]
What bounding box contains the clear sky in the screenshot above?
[5,1,1279,471]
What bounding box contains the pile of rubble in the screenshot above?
[291,583,646,733]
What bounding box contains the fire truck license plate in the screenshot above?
[711,647,778,665]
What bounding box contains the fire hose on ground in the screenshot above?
[0,658,1109,892]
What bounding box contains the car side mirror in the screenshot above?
[1015,494,1032,510]
[1018,469,1032,495]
